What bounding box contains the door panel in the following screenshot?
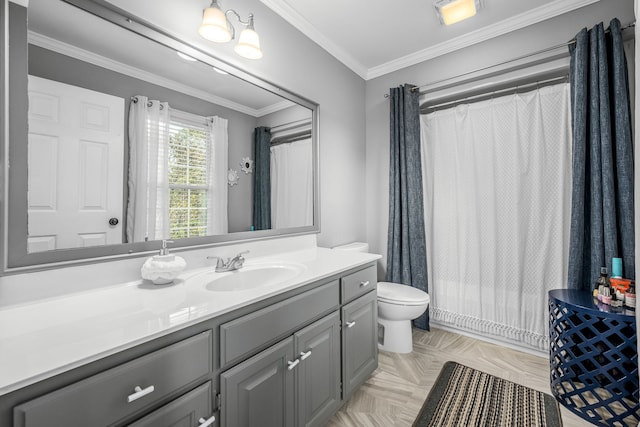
[342,291,378,397]
[221,337,295,427]
[295,312,341,427]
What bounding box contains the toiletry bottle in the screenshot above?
[612,257,623,278]
[595,267,609,302]
[624,282,636,311]
[611,292,623,308]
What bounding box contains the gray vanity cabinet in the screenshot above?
[342,289,378,398]
[220,311,341,427]
[5,262,379,427]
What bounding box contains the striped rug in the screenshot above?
[413,361,563,427]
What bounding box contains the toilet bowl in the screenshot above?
[333,242,430,354]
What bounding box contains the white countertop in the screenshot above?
[0,247,379,396]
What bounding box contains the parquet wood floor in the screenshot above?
[325,327,588,427]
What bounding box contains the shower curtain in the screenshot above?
[270,139,313,228]
[420,84,572,350]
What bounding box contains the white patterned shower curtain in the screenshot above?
[270,139,313,228]
[420,84,572,351]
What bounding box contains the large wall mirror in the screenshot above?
[3,0,319,271]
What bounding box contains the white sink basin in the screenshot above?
[205,263,306,292]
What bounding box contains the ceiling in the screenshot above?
[259,0,601,79]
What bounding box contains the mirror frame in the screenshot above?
[1,0,320,273]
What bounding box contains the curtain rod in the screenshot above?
[269,118,311,132]
[271,130,312,146]
[384,21,635,98]
[422,74,568,113]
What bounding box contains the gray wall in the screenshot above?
[364,0,636,277]
[29,46,257,234]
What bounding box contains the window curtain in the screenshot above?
[421,84,572,351]
[387,84,430,330]
[567,18,635,290]
[253,126,272,230]
[206,116,229,235]
[126,96,170,242]
[270,139,313,228]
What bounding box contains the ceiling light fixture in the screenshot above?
[198,0,263,59]
[434,0,481,26]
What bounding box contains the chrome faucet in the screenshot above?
[207,251,250,272]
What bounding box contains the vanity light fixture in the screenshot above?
[434,0,481,25]
[198,0,263,59]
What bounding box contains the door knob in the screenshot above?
[109,217,119,226]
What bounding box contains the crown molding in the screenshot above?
[262,0,599,80]
[28,32,287,117]
[259,0,369,79]
[368,0,599,79]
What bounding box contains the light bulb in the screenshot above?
[234,28,262,59]
[198,5,232,42]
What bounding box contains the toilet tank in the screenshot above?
[333,242,369,253]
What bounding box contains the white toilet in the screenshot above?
[333,242,430,354]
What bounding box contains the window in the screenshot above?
[168,110,209,239]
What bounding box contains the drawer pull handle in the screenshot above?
[287,359,300,370]
[127,385,155,403]
[300,350,312,360]
[199,416,216,427]
[360,280,370,287]
[346,321,356,328]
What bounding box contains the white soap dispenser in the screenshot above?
[141,240,187,285]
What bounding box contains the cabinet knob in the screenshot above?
[300,350,312,360]
[198,416,216,427]
[346,321,356,328]
[287,359,300,370]
[360,280,370,287]
[127,385,155,403]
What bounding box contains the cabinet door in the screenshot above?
[220,337,295,427]
[342,290,378,397]
[127,382,217,427]
[295,312,341,427]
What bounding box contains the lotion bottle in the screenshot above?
[141,240,187,285]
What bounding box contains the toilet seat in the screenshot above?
[377,281,430,306]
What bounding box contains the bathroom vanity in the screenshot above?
[0,248,379,427]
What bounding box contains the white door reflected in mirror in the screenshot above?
[27,76,124,253]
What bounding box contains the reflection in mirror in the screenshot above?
[5,0,318,269]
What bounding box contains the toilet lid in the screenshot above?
[377,281,430,305]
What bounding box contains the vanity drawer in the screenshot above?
[127,381,215,427]
[220,280,339,368]
[14,331,212,427]
[341,265,377,303]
